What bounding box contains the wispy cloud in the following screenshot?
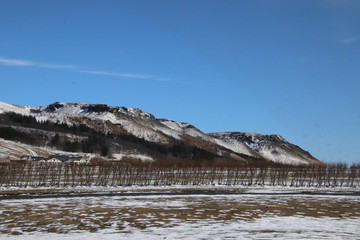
[339,36,360,45]
[0,58,34,66]
[0,57,168,81]
[0,57,76,69]
[79,70,153,79]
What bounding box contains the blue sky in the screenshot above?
[1,0,359,164]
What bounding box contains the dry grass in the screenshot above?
[0,195,359,235]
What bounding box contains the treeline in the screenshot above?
[116,133,218,161]
[1,112,99,135]
[0,162,359,188]
[62,135,109,156]
[0,127,35,144]
[0,124,110,156]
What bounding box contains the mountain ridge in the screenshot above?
[0,101,321,165]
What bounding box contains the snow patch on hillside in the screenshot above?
[0,138,51,159]
[112,153,154,162]
[213,138,257,157]
[52,104,85,115]
[89,112,122,124]
[210,132,315,165]
[160,120,190,132]
[120,120,169,144]
[0,102,31,115]
[33,112,74,125]
[153,126,182,140]
[259,147,308,165]
[160,120,213,142]
[123,107,154,120]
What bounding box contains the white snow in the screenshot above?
[159,119,214,142]
[213,138,257,157]
[120,120,169,143]
[112,153,154,162]
[151,122,182,140]
[125,107,154,119]
[154,127,182,140]
[260,147,308,165]
[0,102,31,115]
[94,112,122,124]
[0,192,359,240]
[210,132,316,165]
[0,138,95,160]
[0,138,49,159]
[52,104,85,115]
[159,120,190,132]
[3,216,359,240]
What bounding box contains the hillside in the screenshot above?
[0,101,321,165]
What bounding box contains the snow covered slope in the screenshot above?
[0,138,53,159]
[209,132,320,165]
[0,101,321,165]
[0,102,31,115]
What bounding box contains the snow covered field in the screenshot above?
[1,192,359,239]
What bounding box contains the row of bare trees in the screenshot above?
[0,162,359,188]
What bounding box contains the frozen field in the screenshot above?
[0,192,359,239]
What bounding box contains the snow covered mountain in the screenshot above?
[0,101,321,165]
[209,132,319,165]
